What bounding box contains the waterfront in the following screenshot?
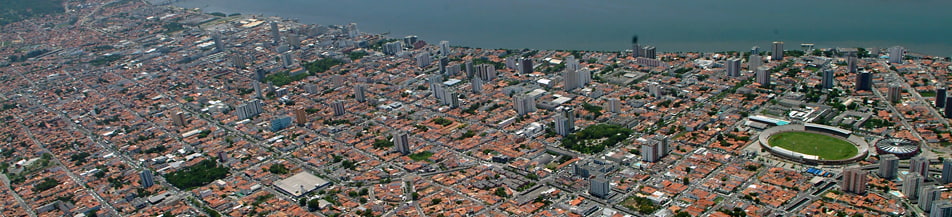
[173,0,952,55]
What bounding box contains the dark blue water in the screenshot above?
[173,0,952,56]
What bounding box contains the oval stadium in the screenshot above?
[758,123,868,165]
[875,138,920,159]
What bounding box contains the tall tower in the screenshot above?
[554,114,571,136]
[822,69,835,89]
[589,176,611,199]
[641,143,659,162]
[855,71,872,91]
[847,55,858,73]
[756,66,770,87]
[879,154,899,180]
[643,46,657,59]
[394,133,410,155]
[945,96,952,118]
[932,200,952,217]
[888,46,905,64]
[903,173,924,200]
[331,100,345,116]
[563,68,581,91]
[771,41,784,61]
[726,58,741,77]
[439,40,451,57]
[471,77,483,94]
[841,166,867,194]
[749,54,762,71]
[910,156,930,177]
[631,35,641,58]
[355,84,367,103]
[140,170,154,188]
[294,109,307,126]
[921,185,942,212]
[520,57,533,74]
[606,98,621,113]
[270,21,281,45]
[942,159,952,184]
[170,111,186,127]
[513,94,536,116]
[937,86,947,108]
[888,84,902,103]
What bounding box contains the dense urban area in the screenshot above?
[3,0,952,217]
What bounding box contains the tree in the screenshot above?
[494,187,508,197]
[674,211,691,217]
[268,164,289,174]
[307,198,321,211]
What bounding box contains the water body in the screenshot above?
[173,0,952,56]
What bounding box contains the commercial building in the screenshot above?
[273,172,330,198]
[589,176,610,199]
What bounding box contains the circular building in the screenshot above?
[758,123,868,165]
[875,138,920,159]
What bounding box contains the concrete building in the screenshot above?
[945,96,952,118]
[888,83,902,103]
[606,98,621,113]
[170,111,186,127]
[771,41,784,61]
[888,46,905,64]
[439,40,451,57]
[271,116,292,132]
[756,66,770,87]
[273,172,330,197]
[355,84,367,103]
[726,58,742,77]
[879,154,899,180]
[921,185,942,212]
[520,57,533,74]
[942,159,952,184]
[847,55,858,73]
[513,94,536,116]
[855,71,872,91]
[841,166,867,194]
[234,100,264,120]
[331,100,345,116]
[937,86,947,108]
[822,69,835,89]
[475,64,496,81]
[911,156,930,178]
[932,200,952,217]
[749,54,762,71]
[394,133,410,155]
[904,173,924,200]
[415,53,431,67]
[471,78,483,94]
[294,109,307,126]
[140,170,154,188]
[589,176,610,199]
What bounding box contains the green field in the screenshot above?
[768,131,857,160]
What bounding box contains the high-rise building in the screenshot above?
[942,159,952,184]
[554,114,571,136]
[648,82,663,98]
[822,69,835,89]
[382,41,403,55]
[355,84,367,103]
[212,33,225,52]
[394,133,410,155]
[563,68,581,91]
[656,135,671,156]
[230,53,246,68]
[253,81,263,99]
[643,46,657,59]
[945,96,952,118]
[403,35,418,48]
[140,170,154,188]
[415,53,432,67]
[439,40,451,57]
[749,54,762,71]
[631,36,642,58]
[471,78,483,94]
[579,68,592,86]
[234,100,264,120]
[287,34,301,49]
[932,200,952,217]
[464,60,474,78]
[937,86,947,108]
[294,109,307,126]
[270,116,292,132]
[520,57,533,74]
[855,71,873,91]
[904,173,924,200]
[847,55,858,73]
[888,46,905,64]
[565,55,580,72]
[888,83,902,103]
[641,143,659,162]
[921,185,942,212]
[281,52,293,68]
[911,156,930,178]
[345,23,359,38]
[756,66,770,87]
[726,58,742,77]
[750,46,760,55]
[439,57,449,74]
[331,100,345,116]
[879,154,899,180]
[841,166,867,194]
[475,64,497,81]
[606,98,621,113]
[589,176,611,199]
[513,94,536,116]
[771,41,784,61]
[270,21,281,44]
[170,111,186,127]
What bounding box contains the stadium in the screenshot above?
[758,123,868,165]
